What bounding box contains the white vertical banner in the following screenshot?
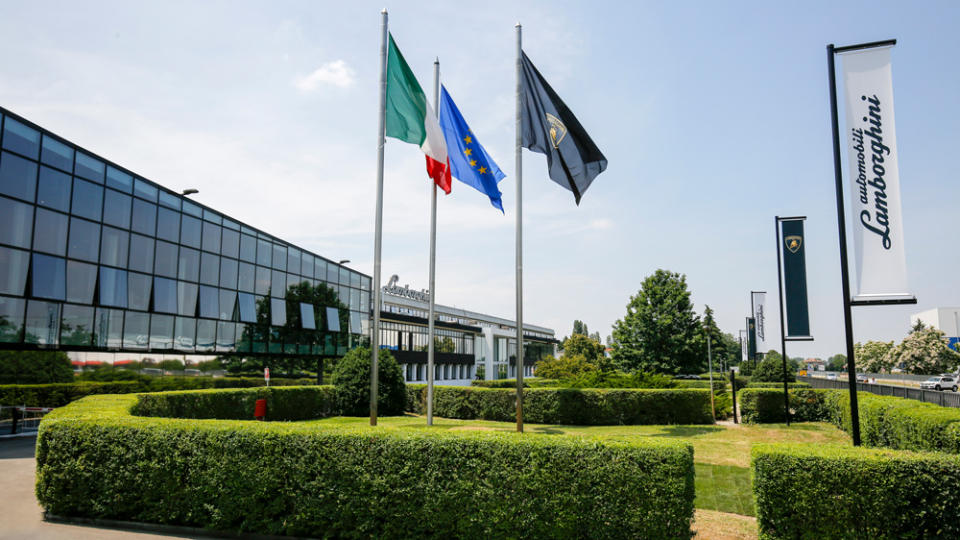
[751,292,767,351]
[740,330,748,362]
[840,46,914,303]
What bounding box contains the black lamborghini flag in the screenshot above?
[781,219,811,337]
[520,51,607,204]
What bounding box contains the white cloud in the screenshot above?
[294,60,356,92]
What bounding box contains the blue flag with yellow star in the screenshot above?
[438,85,505,212]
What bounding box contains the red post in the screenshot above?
[254,399,267,421]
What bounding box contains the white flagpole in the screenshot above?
[370,8,388,426]
[514,22,524,433]
[427,57,439,426]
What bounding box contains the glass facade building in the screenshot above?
[0,107,371,356]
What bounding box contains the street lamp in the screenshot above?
[181,188,199,196]
[338,259,350,266]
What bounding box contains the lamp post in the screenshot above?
[338,259,350,266]
[181,188,199,196]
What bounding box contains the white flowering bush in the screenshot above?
[854,340,895,373]
[883,328,960,375]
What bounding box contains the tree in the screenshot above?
[562,334,605,360]
[884,328,960,375]
[826,354,846,372]
[610,269,704,375]
[572,320,589,336]
[332,347,405,416]
[910,319,927,334]
[853,341,895,373]
[751,350,796,382]
[701,305,737,370]
[589,331,602,343]
[159,358,185,372]
[534,354,598,379]
[0,351,74,384]
[416,336,456,353]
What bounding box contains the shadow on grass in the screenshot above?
[648,425,725,438]
[528,426,566,435]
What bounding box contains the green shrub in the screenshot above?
[561,370,677,389]
[37,394,696,538]
[738,389,830,423]
[132,386,338,421]
[331,347,405,416]
[753,443,960,539]
[470,378,562,388]
[745,382,811,389]
[824,391,960,453]
[0,350,74,384]
[674,379,726,391]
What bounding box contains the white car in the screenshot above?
[826,373,838,380]
[920,376,958,392]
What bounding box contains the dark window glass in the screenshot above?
[202,222,221,253]
[200,252,219,286]
[93,308,123,348]
[131,198,156,236]
[239,234,256,262]
[24,301,60,346]
[350,289,360,311]
[71,178,102,221]
[199,286,218,319]
[2,118,40,159]
[174,317,195,351]
[272,244,286,271]
[128,234,154,274]
[37,166,71,211]
[0,196,33,248]
[153,277,177,314]
[156,207,179,242]
[154,241,178,278]
[326,307,341,332]
[300,303,316,330]
[128,272,151,311]
[74,152,105,183]
[202,208,221,223]
[351,312,362,334]
[123,311,149,349]
[271,298,286,326]
[326,262,338,283]
[271,270,285,298]
[255,266,270,296]
[0,247,30,295]
[177,281,198,316]
[361,290,369,312]
[238,292,256,323]
[177,247,200,282]
[301,254,314,278]
[182,200,202,218]
[219,257,238,289]
[158,191,180,210]
[66,261,97,304]
[256,238,271,266]
[106,166,133,193]
[0,296,25,343]
[339,267,349,286]
[68,218,100,262]
[31,253,66,300]
[103,189,132,229]
[149,314,174,349]
[196,319,216,352]
[287,273,302,290]
[361,276,371,291]
[98,267,127,308]
[287,249,300,275]
[219,289,236,320]
[315,259,328,282]
[224,218,239,230]
[180,214,201,249]
[100,226,129,267]
[133,178,157,202]
[238,262,254,292]
[350,272,361,288]
[216,321,235,351]
[0,151,38,202]
[60,304,94,346]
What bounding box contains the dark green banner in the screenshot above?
[747,317,757,359]
[781,219,811,337]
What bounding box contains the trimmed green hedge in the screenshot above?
[753,443,960,539]
[674,380,726,392]
[746,382,811,389]
[408,385,713,425]
[738,389,831,423]
[827,391,960,454]
[37,393,696,538]
[470,378,561,388]
[132,386,338,421]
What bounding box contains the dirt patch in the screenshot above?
[692,509,757,539]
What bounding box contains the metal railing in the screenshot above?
[798,376,960,408]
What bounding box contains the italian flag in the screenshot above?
[385,34,451,193]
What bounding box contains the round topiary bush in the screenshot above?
[332,347,406,416]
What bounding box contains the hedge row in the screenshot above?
[738,388,831,423]
[753,443,960,539]
[826,391,960,454]
[37,393,696,538]
[407,385,713,425]
[132,386,338,421]
[745,382,811,389]
[470,378,560,388]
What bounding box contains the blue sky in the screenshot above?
[1,1,957,359]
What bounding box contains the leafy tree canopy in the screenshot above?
[534,354,599,380]
[826,354,847,372]
[853,341,895,373]
[0,350,74,384]
[751,350,797,382]
[885,328,960,375]
[332,347,405,416]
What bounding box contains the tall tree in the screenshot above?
[562,334,605,361]
[701,305,736,368]
[884,328,960,375]
[572,320,589,336]
[826,354,846,372]
[611,269,704,374]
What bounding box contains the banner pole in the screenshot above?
[514,22,524,433]
[425,57,439,427]
[775,217,790,426]
[749,293,756,362]
[827,43,860,446]
[370,9,388,427]
[707,336,715,421]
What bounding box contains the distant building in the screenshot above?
[804,358,826,372]
[911,308,960,350]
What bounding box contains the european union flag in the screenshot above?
[438,85,506,212]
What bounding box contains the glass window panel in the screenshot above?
[68,218,100,262]
[153,277,177,314]
[221,228,239,259]
[315,259,327,282]
[256,238,271,266]
[326,307,341,332]
[2,118,40,159]
[0,296,25,343]
[0,247,30,295]
[37,166,72,211]
[196,319,216,352]
[177,281,198,316]
[350,288,360,311]
[339,285,349,304]
[238,293,256,323]
[237,262,254,292]
[41,137,74,172]
[361,290,370,312]
[287,249,300,275]
[198,285,218,319]
[71,178,102,221]
[339,266,349,285]
[219,289,236,320]
[219,257,238,289]
[287,273,301,290]
[201,222,221,253]
[351,311,362,334]
[131,198,156,235]
[74,152,105,183]
[361,276,371,291]
[66,260,97,304]
[216,321,236,351]
[180,214,201,248]
[223,218,238,230]
[203,209,221,223]
[31,253,66,300]
[128,234,154,274]
[149,314,174,349]
[174,317,195,351]
[127,272,151,311]
[239,234,256,262]
[134,178,157,202]
[182,200,201,218]
[271,269,286,298]
[200,252,219,286]
[177,247,199,282]
[0,196,33,248]
[326,262,338,283]
[100,226,129,267]
[350,272,361,288]
[102,189,132,229]
[255,266,270,296]
[60,304,94,346]
[270,298,286,326]
[106,166,133,193]
[93,307,123,348]
[300,303,316,330]
[301,253,314,278]
[24,300,60,346]
[158,191,180,210]
[156,207,179,242]
[272,244,286,271]
[123,311,149,349]
[0,151,38,202]
[98,267,127,308]
[154,241,177,278]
